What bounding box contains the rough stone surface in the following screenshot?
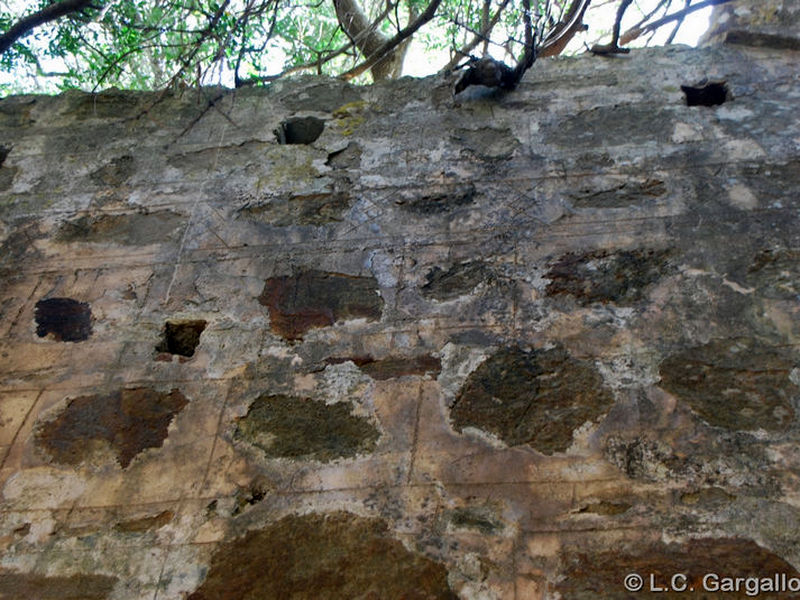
[545,248,673,306]
[659,337,798,432]
[35,387,189,468]
[187,512,456,599]
[703,0,800,49]
[234,393,379,461]
[258,270,384,340]
[1,13,800,598]
[56,210,184,245]
[0,572,118,599]
[558,537,800,599]
[450,346,614,454]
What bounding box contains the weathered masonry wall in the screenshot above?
[1,35,799,599]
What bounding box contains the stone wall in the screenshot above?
[0,22,799,600]
[702,0,800,49]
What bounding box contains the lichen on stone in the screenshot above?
[258,270,383,341]
[35,387,189,468]
[450,345,614,454]
[659,337,798,432]
[234,393,379,462]
[187,512,456,599]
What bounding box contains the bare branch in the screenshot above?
[621,0,671,35]
[619,0,735,46]
[442,0,512,71]
[0,0,102,55]
[666,0,692,45]
[239,39,359,86]
[242,0,396,86]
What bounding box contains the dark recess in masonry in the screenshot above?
[0,145,9,166]
[155,319,207,357]
[681,80,729,106]
[275,116,325,145]
[34,297,92,342]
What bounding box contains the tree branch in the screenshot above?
[334,0,390,74]
[334,0,410,79]
[512,0,536,80]
[539,0,593,58]
[442,0,511,71]
[239,37,360,86]
[590,0,633,55]
[338,0,442,81]
[619,0,735,46]
[666,0,692,44]
[0,0,101,55]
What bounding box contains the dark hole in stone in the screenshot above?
[187,512,456,600]
[396,183,476,215]
[0,145,9,167]
[275,116,325,145]
[34,297,92,342]
[681,80,729,106]
[155,319,207,357]
[232,483,269,516]
[35,387,188,468]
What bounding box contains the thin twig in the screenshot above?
[620,0,735,45]
[666,0,692,44]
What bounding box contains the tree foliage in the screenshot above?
[0,0,734,93]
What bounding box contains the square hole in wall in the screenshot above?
[681,79,730,106]
[155,319,207,357]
